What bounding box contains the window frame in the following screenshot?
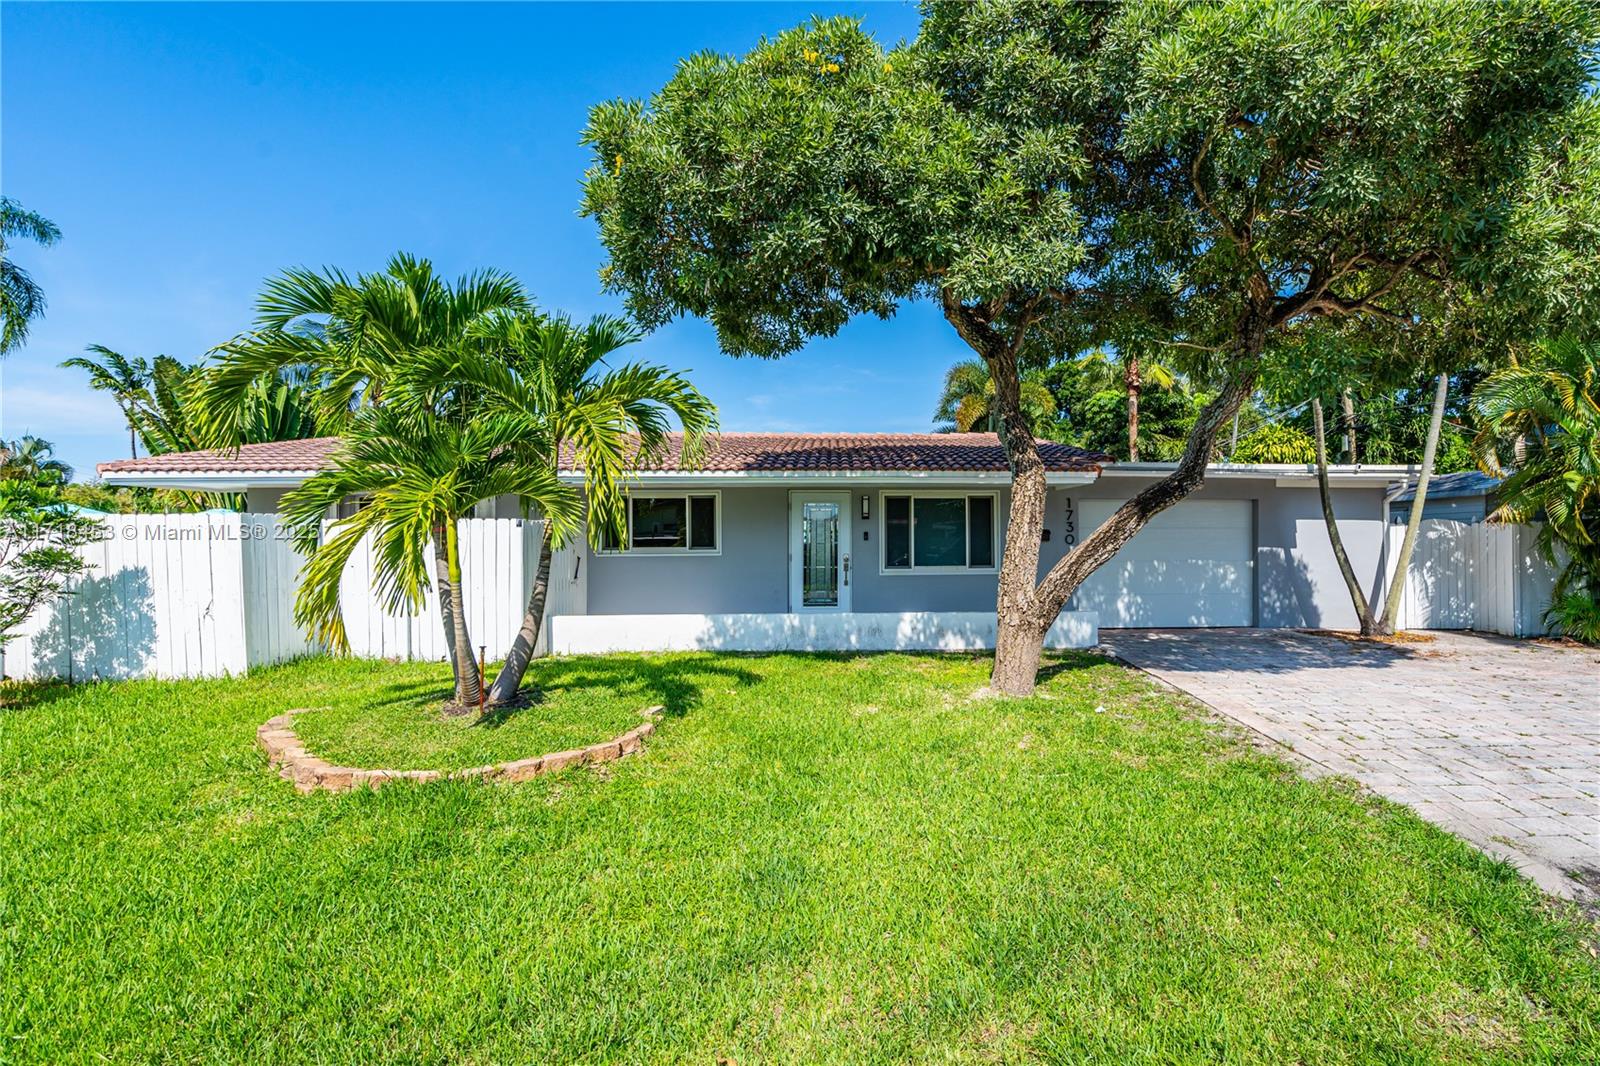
[877,490,1000,575]
[597,490,723,556]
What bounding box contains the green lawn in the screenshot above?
[1,652,1596,1063]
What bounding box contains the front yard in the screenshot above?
[2,651,1596,1063]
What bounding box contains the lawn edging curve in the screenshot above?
[257,705,665,793]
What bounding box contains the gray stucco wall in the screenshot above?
[1037,478,1387,629]
[587,486,790,615]
[563,476,1391,629]
[245,487,288,513]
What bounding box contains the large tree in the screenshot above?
[584,1,1600,693]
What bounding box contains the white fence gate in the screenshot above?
[1,514,586,682]
[1386,520,1558,637]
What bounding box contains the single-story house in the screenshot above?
[99,433,1418,651]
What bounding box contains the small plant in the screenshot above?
[1544,590,1600,644]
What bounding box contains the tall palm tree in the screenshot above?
[933,359,1057,435]
[0,198,61,356]
[434,310,718,705]
[1078,347,1179,462]
[279,382,583,710]
[0,436,73,485]
[196,252,530,446]
[1474,335,1600,600]
[64,347,325,458]
[61,346,153,459]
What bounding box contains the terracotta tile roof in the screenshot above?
[98,432,1104,478]
[98,437,341,476]
[568,433,1105,473]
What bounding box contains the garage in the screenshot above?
[1070,499,1255,627]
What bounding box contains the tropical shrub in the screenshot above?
[1231,424,1316,464]
[1474,334,1600,600]
[1545,590,1600,644]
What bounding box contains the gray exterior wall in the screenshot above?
[587,477,1389,629]
[587,486,791,615]
[245,487,288,513]
[1038,478,1388,629]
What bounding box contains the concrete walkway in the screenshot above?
[1102,628,1600,907]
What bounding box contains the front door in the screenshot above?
[789,492,852,612]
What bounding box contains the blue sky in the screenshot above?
[2,0,972,480]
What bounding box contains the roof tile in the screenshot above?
[99,432,1104,478]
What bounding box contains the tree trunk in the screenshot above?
[432,523,461,679]
[487,521,553,706]
[1340,388,1358,464]
[1312,397,1372,633]
[1229,410,1240,459]
[442,517,482,708]
[944,291,1266,696]
[1125,353,1142,462]
[1369,373,1449,636]
[986,340,1052,697]
[129,422,139,461]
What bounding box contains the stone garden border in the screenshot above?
[257,705,665,794]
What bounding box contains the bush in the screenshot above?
[1231,424,1316,464]
[1545,591,1600,644]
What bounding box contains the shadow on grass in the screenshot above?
[354,654,767,730]
[0,678,82,715]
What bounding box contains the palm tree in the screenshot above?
[1474,335,1600,603]
[933,359,1057,435]
[1078,347,1179,462]
[197,252,529,446]
[0,436,73,485]
[279,380,584,710]
[0,198,61,356]
[61,346,153,459]
[64,348,325,458]
[437,310,718,705]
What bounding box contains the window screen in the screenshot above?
[689,495,717,550]
[630,497,686,548]
[913,497,967,567]
[967,495,994,568]
[884,495,911,568]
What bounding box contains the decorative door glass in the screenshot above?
[801,501,840,607]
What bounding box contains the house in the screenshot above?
[97,433,1418,652]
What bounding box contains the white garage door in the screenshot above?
[1071,499,1254,627]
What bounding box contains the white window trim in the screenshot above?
[597,490,723,556]
[878,490,999,575]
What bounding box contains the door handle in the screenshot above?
[843,554,851,586]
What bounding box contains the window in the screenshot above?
[600,493,719,554]
[880,493,998,572]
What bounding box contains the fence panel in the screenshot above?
[1,513,248,681]
[241,515,319,667]
[1390,519,1555,636]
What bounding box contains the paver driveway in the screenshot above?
[1102,628,1600,907]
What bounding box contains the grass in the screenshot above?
[1,651,1596,1063]
[285,660,654,769]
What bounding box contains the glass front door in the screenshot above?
[790,492,852,612]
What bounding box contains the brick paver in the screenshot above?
[1103,628,1600,907]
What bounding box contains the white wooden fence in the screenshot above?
[1385,520,1558,637]
[1,514,586,682]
